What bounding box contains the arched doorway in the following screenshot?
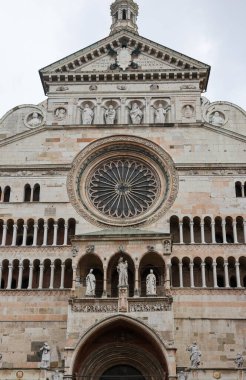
[71,316,169,380]
[101,365,144,380]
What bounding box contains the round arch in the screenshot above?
[69,315,172,380]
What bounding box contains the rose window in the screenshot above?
[88,159,158,218]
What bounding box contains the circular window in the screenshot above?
[67,136,178,227]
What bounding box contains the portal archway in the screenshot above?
[71,315,170,380]
[101,364,144,380]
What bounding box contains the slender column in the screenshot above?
[244,221,246,244]
[42,223,48,246]
[166,263,171,290]
[30,187,34,202]
[235,261,241,288]
[134,265,140,296]
[201,262,206,288]
[0,263,2,289]
[201,222,205,244]
[212,261,218,288]
[11,224,17,246]
[224,261,230,288]
[49,263,55,289]
[63,223,68,246]
[189,262,194,288]
[52,223,58,246]
[72,265,77,290]
[22,224,28,246]
[222,220,227,244]
[241,183,244,198]
[1,222,7,246]
[28,264,33,290]
[103,266,107,298]
[33,223,38,246]
[17,262,23,290]
[7,264,13,290]
[190,221,195,244]
[179,222,184,244]
[232,221,238,244]
[38,263,44,289]
[178,262,183,288]
[211,221,216,243]
[0,191,3,202]
[60,264,65,289]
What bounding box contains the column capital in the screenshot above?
[221,220,226,226]
[189,221,194,226]
[189,262,194,267]
[224,261,228,266]
[201,262,206,267]
[212,261,217,266]
[235,261,240,267]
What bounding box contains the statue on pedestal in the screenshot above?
[129,103,143,124]
[85,269,96,296]
[235,353,244,368]
[80,104,94,125]
[146,269,156,296]
[153,103,167,124]
[187,342,201,368]
[40,342,51,368]
[117,257,128,287]
[105,104,116,124]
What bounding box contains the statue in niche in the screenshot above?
[210,111,224,126]
[85,269,96,296]
[234,353,244,368]
[153,103,168,124]
[183,105,194,118]
[52,370,63,380]
[187,342,202,368]
[117,257,128,287]
[129,102,143,124]
[146,269,156,296]
[40,342,51,368]
[80,103,94,125]
[28,112,42,127]
[105,104,116,124]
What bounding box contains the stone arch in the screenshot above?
[33,183,40,202]
[24,184,31,202]
[182,257,191,287]
[204,256,214,287]
[139,251,165,296]
[193,216,201,243]
[107,252,135,297]
[235,181,242,197]
[182,216,190,244]
[225,216,234,243]
[171,257,180,287]
[204,216,212,243]
[70,315,171,379]
[216,257,225,287]
[78,254,104,297]
[170,215,179,243]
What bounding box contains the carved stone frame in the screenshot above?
[67,135,179,227]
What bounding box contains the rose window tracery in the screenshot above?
[88,159,158,218]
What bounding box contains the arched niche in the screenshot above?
[107,253,135,297]
[139,252,165,296]
[78,254,104,298]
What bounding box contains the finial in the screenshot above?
[110,0,139,35]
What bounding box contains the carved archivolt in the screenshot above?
[67,135,179,227]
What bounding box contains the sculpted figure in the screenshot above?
[153,103,167,124]
[28,112,42,127]
[211,111,224,126]
[52,370,63,380]
[184,105,194,118]
[105,105,116,124]
[178,371,187,380]
[146,269,156,296]
[40,342,51,368]
[85,269,96,296]
[187,342,201,368]
[129,103,143,124]
[55,108,66,119]
[235,353,244,368]
[117,257,128,287]
[81,104,94,125]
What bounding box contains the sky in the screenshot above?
[0,0,246,117]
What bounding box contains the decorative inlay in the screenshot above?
[88,159,159,219]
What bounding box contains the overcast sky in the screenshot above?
[0,0,246,117]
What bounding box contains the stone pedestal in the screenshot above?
[118,286,128,312]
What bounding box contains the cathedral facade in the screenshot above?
[0,1,245,379]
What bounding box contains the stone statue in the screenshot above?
[52,370,63,380]
[40,342,51,368]
[81,104,94,125]
[105,105,116,124]
[55,108,66,119]
[129,103,143,124]
[153,103,167,124]
[183,105,194,118]
[85,269,96,296]
[28,112,42,127]
[178,371,187,380]
[234,353,244,368]
[146,269,156,296]
[117,257,128,287]
[187,342,201,368]
[211,111,224,126]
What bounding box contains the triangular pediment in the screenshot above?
[40,30,210,92]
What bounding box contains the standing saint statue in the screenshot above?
[187,342,202,368]
[105,104,116,124]
[81,104,94,125]
[146,269,156,296]
[153,103,167,124]
[117,257,128,287]
[129,103,143,124]
[40,342,51,368]
[85,269,96,296]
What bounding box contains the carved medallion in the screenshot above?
[117,47,132,70]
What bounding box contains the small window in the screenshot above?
[235,181,242,197]
[3,186,11,202]
[122,9,127,20]
[33,184,40,202]
[24,184,31,202]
